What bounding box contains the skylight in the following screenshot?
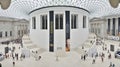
[0,0,119,20]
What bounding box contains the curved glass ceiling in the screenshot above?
[0,0,119,20]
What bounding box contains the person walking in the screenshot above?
[83,55,86,60]
[92,58,95,64]
[13,61,15,67]
[16,53,18,60]
[0,63,2,67]
[108,53,111,59]
[81,55,83,60]
[101,56,104,62]
[109,62,112,67]
[112,64,115,67]
[56,56,59,61]
[38,56,41,60]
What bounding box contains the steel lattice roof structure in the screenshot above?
[0,0,119,20]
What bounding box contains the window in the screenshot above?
[41,15,47,29]
[71,14,78,29]
[32,17,36,29]
[10,31,12,36]
[0,32,2,37]
[18,30,20,36]
[55,14,63,29]
[83,16,86,28]
[5,31,7,37]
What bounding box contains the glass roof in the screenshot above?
[0,0,120,20]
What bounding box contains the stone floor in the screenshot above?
[0,39,120,67]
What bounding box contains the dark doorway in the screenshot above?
[49,11,54,52]
[65,11,70,52]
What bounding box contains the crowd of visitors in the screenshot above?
[80,37,118,67]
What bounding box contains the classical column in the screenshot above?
[118,18,120,36]
[110,18,113,35]
[112,18,116,36]
[115,18,118,36]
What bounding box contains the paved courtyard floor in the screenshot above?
[0,39,120,67]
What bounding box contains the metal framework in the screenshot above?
[0,0,119,20]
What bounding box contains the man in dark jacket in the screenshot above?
[0,63,2,67]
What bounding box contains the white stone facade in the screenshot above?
[90,17,120,41]
[90,18,106,38]
[30,6,89,52]
[0,17,29,43]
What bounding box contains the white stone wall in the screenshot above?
[90,16,120,40]
[30,6,89,51]
[13,21,29,39]
[90,19,106,38]
[0,17,29,42]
